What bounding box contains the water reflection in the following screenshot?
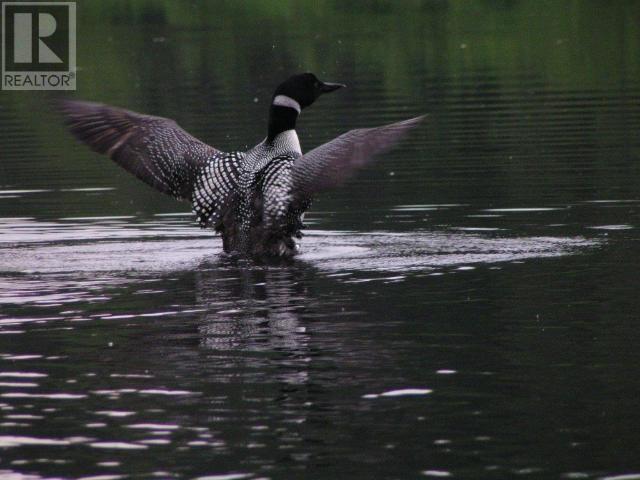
[196,259,313,365]
[0,206,634,478]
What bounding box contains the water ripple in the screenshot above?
[0,219,598,279]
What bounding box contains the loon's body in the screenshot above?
[61,73,423,257]
[192,130,306,256]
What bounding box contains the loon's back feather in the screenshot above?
[191,150,244,229]
[190,131,303,255]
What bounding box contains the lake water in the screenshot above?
[1,1,640,479]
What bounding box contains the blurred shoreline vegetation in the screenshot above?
[5,1,638,107]
[6,0,639,99]
[79,0,639,88]
[5,1,637,112]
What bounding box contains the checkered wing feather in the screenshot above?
[60,100,220,201]
[291,115,425,203]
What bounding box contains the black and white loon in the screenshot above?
[61,73,423,257]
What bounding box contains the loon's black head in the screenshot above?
[267,73,345,142]
[272,73,345,112]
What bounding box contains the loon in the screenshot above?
[61,73,424,257]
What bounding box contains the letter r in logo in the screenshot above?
[13,12,63,64]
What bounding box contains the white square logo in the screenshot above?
[2,2,76,90]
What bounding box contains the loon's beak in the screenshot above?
[319,81,346,93]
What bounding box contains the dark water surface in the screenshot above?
[2,1,640,479]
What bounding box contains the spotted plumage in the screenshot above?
[60,73,424,258]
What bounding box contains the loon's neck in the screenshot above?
[268,129,301,155]
[267,96,301,142]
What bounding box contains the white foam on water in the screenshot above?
[60,187,116,192]
[583,200,639,204]
[1,355,42,360]
[89,441,148,450]
[0,382,38,388]
[0,435,71,447]
[588,225,633,230]
[4,414,43,420]
[484,207,562,212]
[395,204,467,209]
[126,423,180,430]
[138,389,197,396]
[0,218,600,308]
[154,212,193,217]
[0,392,86,400]
[392,207,439,212]
[454,227,503,231]
[60,216,136,221]
[139,439,171,445]
[421,471,452,477]
[193,474,254,480]
[77,475,125,480]
[0,189,50,195]
[94,411,135,418]
[363,388,432,399]
[301,231,598,275]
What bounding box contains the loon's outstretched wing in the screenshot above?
[60,100,220,201]
[291,115,425,203]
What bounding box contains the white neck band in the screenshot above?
[273,95,301,114]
